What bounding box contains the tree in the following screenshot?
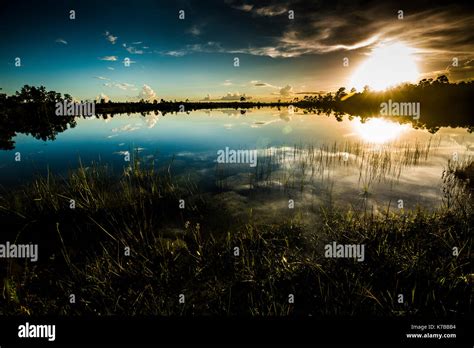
[335,87,347,100]
[436,75,449,84]
[240,96,246,102]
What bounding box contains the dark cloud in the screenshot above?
[224,0,474,60]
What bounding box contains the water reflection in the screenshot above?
[352,118,410,143]
[0,108,472,213]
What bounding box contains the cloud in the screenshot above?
[251,119,281,128]
[223,0,474,66]
[103,81,135,91]
[229,3,254,12]
[254,5,287,17]
[144,113,160,128]
[107,67,115,70]
[188,25,201,36]
[116,83,134,90]
[88,0,473,84]
[228,1,287,16]
[160,42,223,57]
[138,84,156,100]
[55,38,68,45]
[99,56,118,61]
[125,46,144,54]
[95,93,110,103]
[444,58,474,82]
[253,81,280,88]
[104,31,118,44]
[220,92,251,100]
[112,124,140,133]
[94,76,110,80]
[163,50,186,57]
[123,41,145,54]
[279,85,293,97]
[222,80,232,86]
[295,91,326,95]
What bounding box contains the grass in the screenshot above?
[215,139,437,200]
[0,152,472,317]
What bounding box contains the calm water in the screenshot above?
[1,108,473,216]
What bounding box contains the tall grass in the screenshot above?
[0,154,471,317]
[215,139,435,197]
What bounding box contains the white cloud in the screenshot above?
[55,38,68,45]
[160,42,223,57]
[125,46,144,54]
[220,92,251,101]
[95,93,110,103]
[99,56,118,61]
[103,81,135,90]
[139,84,156,100]
[144,113,160,128]
[162,50,186,57]
[94,76,110,80]
[107,67,115,70]
[112,124,141,133]
[105,31,118,44]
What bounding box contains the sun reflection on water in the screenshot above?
[353,118,410,143]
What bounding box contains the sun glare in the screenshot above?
[350,42,419,91]
[353,118,409,143]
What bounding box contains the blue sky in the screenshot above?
[1,0,473,101]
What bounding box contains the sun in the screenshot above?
[350,42,419,91]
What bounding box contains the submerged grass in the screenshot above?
[215,139,436,195]
[0,154,472,317]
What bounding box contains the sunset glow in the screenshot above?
[350,43,420,91]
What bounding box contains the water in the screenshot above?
[1,108,473,216]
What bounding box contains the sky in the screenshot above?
[1,0,473,101]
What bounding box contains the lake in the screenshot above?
[1,108,473,220]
